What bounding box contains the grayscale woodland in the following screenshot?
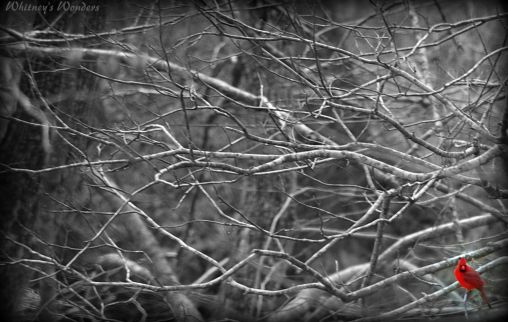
[1,1,507,321]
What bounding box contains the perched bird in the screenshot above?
[454,257,491,309]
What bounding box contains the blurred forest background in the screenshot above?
[1,0,508,321]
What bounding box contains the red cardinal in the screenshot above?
[454,257,491,308]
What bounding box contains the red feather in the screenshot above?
[454,257,491,308]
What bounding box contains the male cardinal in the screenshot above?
[454,257,491,308]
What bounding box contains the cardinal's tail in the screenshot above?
[479,287,492,309]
